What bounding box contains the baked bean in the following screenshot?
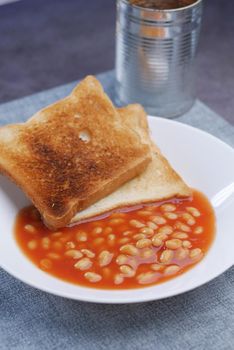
[120,244,138,256]
[165,239,182,250]
[98,250,113,267]
[133,233,146,241]
[84,272,102,283]
[24,224,36,234]
[65,249,83,259]
[190,248,203,260]
[181,213,196,226]
[120,265,135,277]
[146,221,158,230]
[114,274,124,285]
[160,250,174,264]
[150,216,167,225]
[152,237,162,247]
[141,248,154,259]
[194,226,204,234]
[136,238,152,249]
[116,254,128,265]
[27,240,37,250]
[76,231,87,242]
[118,237,130,245]
[92,227,103,235]
[40,259,52,270]
[182,240,192,248]
[41,237,50,249]
[81,249,95,258]
[152,232,168,241]
[172,232,188,239]
[164,265,180,275]
[164,212,178,220]
[47,252,60,260]
[122,230,132,236]
[140,227,154,236]
[158,225,173,235]
[160,204,176,212]
[109,218,125,226]
[129,220,145,228]
[65,241,76,249]
[186,207,201,217]
[107,234,116,241]
[175,248,189,260]
[74,258,92,270]
[151,264,164,271]
[137,272,157,284]
[174,221,191,232]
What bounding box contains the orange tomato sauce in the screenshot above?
[14,190,215,289]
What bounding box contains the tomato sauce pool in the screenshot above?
[14,190,215,289]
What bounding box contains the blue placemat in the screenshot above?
[0,70,233,350]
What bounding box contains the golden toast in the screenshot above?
[0,77,151,229]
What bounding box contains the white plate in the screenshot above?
[0,117,233,303]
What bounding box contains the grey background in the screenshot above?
[0,0,233,125]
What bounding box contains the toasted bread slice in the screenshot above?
[71,104,191,224]
[0,77,151,229]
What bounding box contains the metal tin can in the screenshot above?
[115,0,203,117]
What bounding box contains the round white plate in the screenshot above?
[0,117,233,303]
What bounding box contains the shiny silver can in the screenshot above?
[115,0,203,117]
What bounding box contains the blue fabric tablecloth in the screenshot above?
[0,70,233,350]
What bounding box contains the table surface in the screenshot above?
[0,0,234,125]
[0,70,233,350]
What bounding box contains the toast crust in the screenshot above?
[0,77,151,229]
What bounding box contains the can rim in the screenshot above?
[119,0,202,12]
